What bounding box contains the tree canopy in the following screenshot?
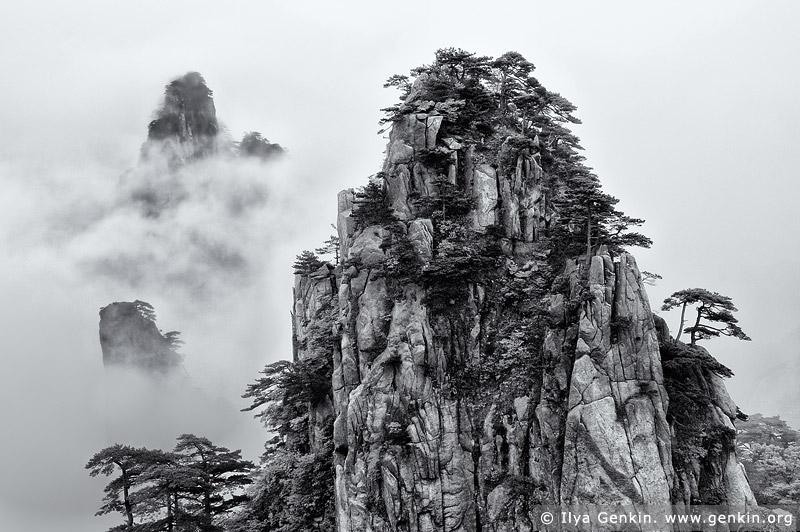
[552,169,651,256]
[737,414,800,505]
[315,233,340,264]
[292,250,324,275]
[86,445,171,529]
[381,47,651,257]
[662,288,750,346]
[351,179,395,230]
[86,436,253,532]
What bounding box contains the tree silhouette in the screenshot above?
[133,300,157,323]
[293,250,324,275]
[553,170,651,257]
[315,234,340,264]
[85,445,172,529]
[173,434,254,530]
[351,180,395,229]
[87,436,252,532]
[662,288,751,346]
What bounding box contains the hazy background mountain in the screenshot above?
[0,1,798,531]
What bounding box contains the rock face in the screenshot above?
[282,53,755,532]
[377,112,547,243]
[140,72,220,167]
[329,246,676,530]
[316,79,681,531]
[553,253,673,506]
[654,316,756,506]
[292,264,338,452]
[99,301,183,375]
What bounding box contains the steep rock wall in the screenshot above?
[292,263,338,452]
[654,316,756,506]
[545,253,673,506]
[282,60,756,532]
[140,71,220,166]
[325,105,687,532]
[99,300,183,375]
[380,107,548,243]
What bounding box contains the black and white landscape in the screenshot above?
[1,2,798,531]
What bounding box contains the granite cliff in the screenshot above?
[240,49,754,532]
[139,71,283,169]
[99,300,183,375]
[140,71,221,167]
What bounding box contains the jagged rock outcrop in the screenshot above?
[140,72,220,166]
[130,73,282,220]
[292,263,338,452]
[655,316,756,506]
[277,50,755,532]
[550,253,673,506]
[326,83,679,531]
[138,72,283,168]
[99,300,183,375]
[331,236,675,530]
[379,112,547,243]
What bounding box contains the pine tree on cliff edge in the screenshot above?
[382,47,652,258]
[662,288,751,346]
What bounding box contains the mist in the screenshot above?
[2,1,799,530]
[0,114,314,531]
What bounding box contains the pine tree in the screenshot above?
[173,434,254,530]
[293,250,324,275]
[662,288,751,346]
[87,437,252,532]
[351,180,395,229]
[85,445,173,529]
[133,300,157,322]
[553,171,651,257]
[315,234,340,264]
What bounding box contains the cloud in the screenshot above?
[29,147,286,292]
[3,3,799,531]
[0,114,309,531]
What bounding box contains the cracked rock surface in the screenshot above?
[288,77,757,531]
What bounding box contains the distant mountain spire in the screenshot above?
[140,72,219,166]
[99,300,184,375]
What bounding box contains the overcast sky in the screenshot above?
[1,1,798,530]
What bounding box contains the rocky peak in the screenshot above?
[140,72,220,166]
[99,300,183,375]
[243,49,755,532]
[332,50,753,529]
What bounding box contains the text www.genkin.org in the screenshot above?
[530,505,797,531]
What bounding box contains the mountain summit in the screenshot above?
[99,300,183,375]
[140,72,220,166]
[235,49,757,532]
